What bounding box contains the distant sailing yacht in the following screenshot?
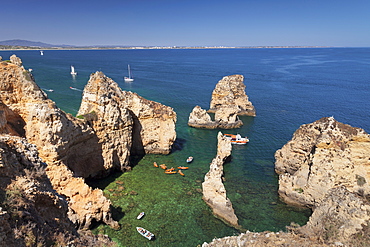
[124,64,134,82]
[70,65,77,75]
[40,50,44,56]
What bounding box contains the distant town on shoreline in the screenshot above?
[0,39,330,50]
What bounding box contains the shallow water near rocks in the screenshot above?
[2,48,369,246]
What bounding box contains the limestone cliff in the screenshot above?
[208,75,256,116]
[78,72,177,155]
[275,116,370,208]
[0,56,119,230]
[76,72,133,172]
[202,132,239,228]
[0,135,115,246]
[274,116,370,244]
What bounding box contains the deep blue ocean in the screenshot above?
[1,48,369,246]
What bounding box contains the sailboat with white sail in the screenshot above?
[124,64,134,82]
[70,65,77,75]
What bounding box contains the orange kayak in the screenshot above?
[178,166,189,170]
[153,162,158,167]
[165,170,177,174]
[165,167,175,172]
[178,170,185,176]
[159,164,167,170]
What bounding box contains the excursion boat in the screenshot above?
[137,212,145,220]
[224,134,249,145]
[136,227,154,240]
[186,156,193,163]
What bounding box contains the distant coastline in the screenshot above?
[0,45,332,51]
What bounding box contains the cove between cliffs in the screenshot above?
[87,127,311,246]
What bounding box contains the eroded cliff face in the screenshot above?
[274,117,370,244]
[78,71,177,155]
[0,135,114,246]
[209,75,256,116]
[202,132,239,228]
[76,72,133,172]
[0,56,119,230]
[275,116,370,208]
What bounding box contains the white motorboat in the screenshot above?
[136,227,154,240]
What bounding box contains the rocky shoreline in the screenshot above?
[203,117,370,246]
[0,55,176,245]
[1,54,369,246]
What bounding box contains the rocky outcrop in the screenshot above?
[188,75,254,129]
[188,106,218,128]
[208,75,256,116]
[0,56,119,230]
[274,116,370,244]
[78,72,177,155]
[202,132,239,228]
[77,72,133,171]
[188,105,243,129]
[300,186,370,244]
[275,116,370,208]
[0,135,115,246]
[203,118,370,246]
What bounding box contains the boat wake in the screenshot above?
[69,87,82,92]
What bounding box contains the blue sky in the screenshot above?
[2,0,369,47]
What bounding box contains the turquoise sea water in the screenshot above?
[2,48,369,246]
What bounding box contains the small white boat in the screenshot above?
[137,212,145,220]
[124,64,134,82]
[224,134,249,145]
[136,227,154,240]
[40,51,44,56]
[186,156,193,163]
[70,65,77,75]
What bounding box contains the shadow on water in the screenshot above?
[86,171,123,190]
[171,137,186,152]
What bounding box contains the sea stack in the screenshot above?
[78,71,177,155]
[209,74,256,116]
[188,74,255,129]
[202,132,239,228]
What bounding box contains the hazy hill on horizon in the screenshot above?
[0,39,72,48]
